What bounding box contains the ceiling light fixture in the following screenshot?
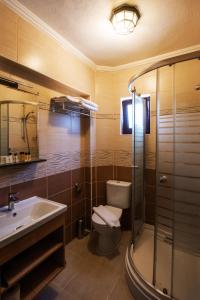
[110,4,140,35]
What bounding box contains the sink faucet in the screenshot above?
[8,192,19,211]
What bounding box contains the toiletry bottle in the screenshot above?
[14,153,19,163]
[20,152,25,162]
[6,155,10,164]
[9,152,13,163]
[28,151,31,161]
[16,153,19,163]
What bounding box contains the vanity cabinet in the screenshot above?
[0,213,66,299]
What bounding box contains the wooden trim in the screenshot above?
[0,56,90,98]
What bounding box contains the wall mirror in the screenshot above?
[0,100,40,166]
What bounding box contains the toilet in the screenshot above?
[92,180,131,256]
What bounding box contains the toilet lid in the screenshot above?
[92,205,122,225]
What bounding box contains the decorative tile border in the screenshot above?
[114,150,132,167]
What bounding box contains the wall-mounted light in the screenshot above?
[110,4,140,35]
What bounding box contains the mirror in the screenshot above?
[0,101,39,165]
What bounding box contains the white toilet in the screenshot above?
[92,180,131,256]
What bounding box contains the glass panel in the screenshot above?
[154,66,174,296]
[132,93,145,242]
[131,73,157,285]
[172,59,200,300]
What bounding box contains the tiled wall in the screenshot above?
[0,0,95,246]
[85,165,133,230]
[93,110,157,228]
[94,69,158,228]
[0,166,91,244]
[0,70,93,244]
[86,164,156,229]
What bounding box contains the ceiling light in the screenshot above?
[110,4,140,35]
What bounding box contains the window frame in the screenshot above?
[121,98,132,134]
[120,96,150,135]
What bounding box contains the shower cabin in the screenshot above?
[125,51,200,300]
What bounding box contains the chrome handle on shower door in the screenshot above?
[159,175,167,183]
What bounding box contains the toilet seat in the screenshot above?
[92,205,122,226]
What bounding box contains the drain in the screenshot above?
[15,225,24,230]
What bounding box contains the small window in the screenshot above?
[145,97,150,134]
[121,98,132,134]
[121,97,150,135]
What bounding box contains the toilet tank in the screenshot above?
[106,180,131,209]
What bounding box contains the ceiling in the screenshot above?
[18,0,200,67]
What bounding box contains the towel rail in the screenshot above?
[50,98,92,117]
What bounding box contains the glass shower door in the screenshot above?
[154,66,174,295]
[132,93,145,243]
[155,59,200,299]
[172,59,200,300]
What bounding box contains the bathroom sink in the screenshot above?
[0,196,67,248]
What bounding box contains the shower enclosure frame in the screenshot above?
[125,50,200,300]
[132,91,146,244]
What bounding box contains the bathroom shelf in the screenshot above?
[20,258,64,300]
[0,214,66,299]
[0,158,46,168]
[50,97,92,117]
[2,239,63,288]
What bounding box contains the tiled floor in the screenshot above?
[36,231,134,300]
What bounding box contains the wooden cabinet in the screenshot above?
[0,2,93,102]
[0,3,18,62]
[17,18,93,94]
[0,214,66,299]
[0,3,93,97]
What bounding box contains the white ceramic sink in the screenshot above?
[0,196,67,248]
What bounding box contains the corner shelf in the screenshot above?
[0,159,46,168]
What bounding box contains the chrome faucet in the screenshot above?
[8,192,19,211]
